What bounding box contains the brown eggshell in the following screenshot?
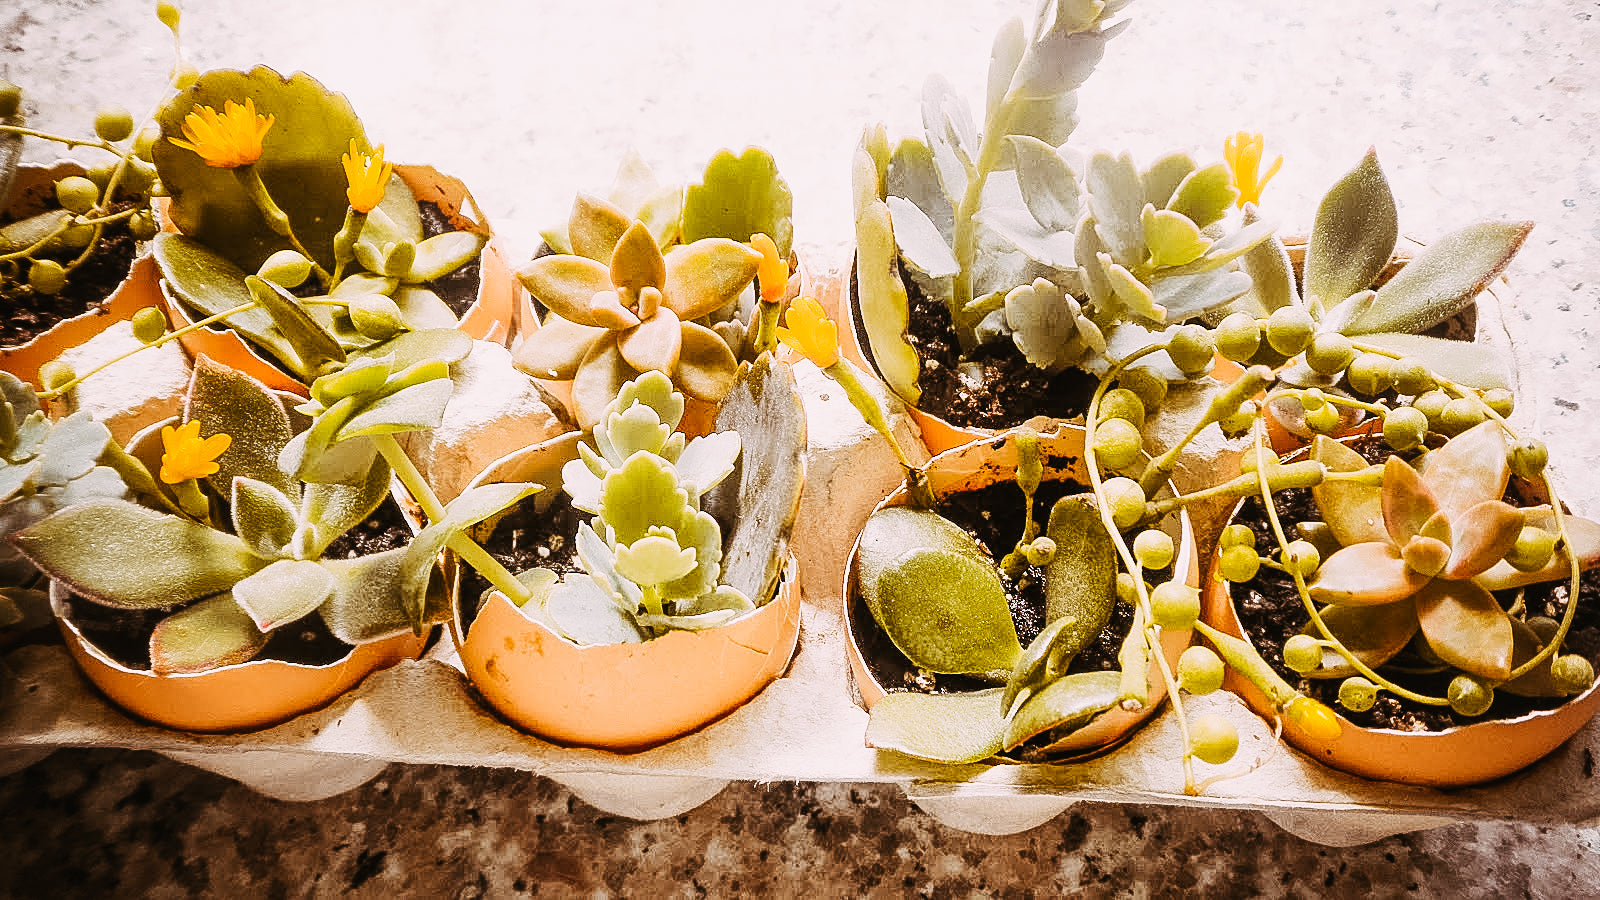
[843,423,1198,761]
[56,601,428,734]
[157,164,518,395]
[459,560,801,750]
[1201,494,1600,788]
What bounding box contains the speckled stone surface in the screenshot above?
[5,0,1600,894]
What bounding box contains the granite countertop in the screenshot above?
[4,0,1600,895]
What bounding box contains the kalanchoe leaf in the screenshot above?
[1004,278,1083,371]
[1303,149,1398,310]
[1417,420,1509,523]
[889,140,956,243]
[887,196,959,278]
[985,16,1027,132]
[1042,493,1116,661]
[600,402,672,463]
[231,476,299,558]
[1149,269,1252,321]
[35,413,110,486]
[1015,13,1128,98]
[149,593,269,675]
[674,430,741,500]
[1347,221,1534,336]
[854,173,922,403]
[1164,163,1236,231]
[922,74,976,204]
[1087,152,1145,265]
[1142,153,1196,210]
[601,451,692,547]
[547,572,650,645]
[1141,206,1210,268]
[574,520,644,613]
[658,510,724,601]
[865,687,1009,765]
[613,532,697,586]
[1008,135,1080,232]
[681,147,794,259]
[233,558,334,632]
[1414,578,1514,682]
[1308,542,1432,606]
[13,499,266,609]
[1238,207,1295,315]
[1002,669,1121,751]
[1101,255,1163,322]
[1299,600,1421,679]
[568,193,632,262]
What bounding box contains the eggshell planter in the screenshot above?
[843,423,1198,764]
[157,164,519,395]
[0,163,164,391]
[452,432,804,751]
[1198,433,1600,788]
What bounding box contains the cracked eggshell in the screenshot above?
[843,423,1198,760]
[54,585,428,734]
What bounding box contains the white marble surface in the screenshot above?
[5,0,1600,890]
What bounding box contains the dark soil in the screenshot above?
[0,201,139,347]
[61,496,415,671]
[455,492,584,631]
[416,200,483,318]
[1227,436,1600,732]
[851,469,1149,697]
[849,261,1098,430]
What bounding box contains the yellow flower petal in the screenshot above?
[775,296,839,369]
[1223,131,1282,209]
[750,232,789,303]
[168,98,274,169]
[341,139,393,214]
[160,419,233,484]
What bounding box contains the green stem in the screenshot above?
[824,358,935,509]
[371,433,532,606]
[329,207,367,290]
[0,125,118,154]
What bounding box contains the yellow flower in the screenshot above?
[775,296,839,369]
[168,98,274,169]
[159,420,232,484]
[750,232,789,303]
[1223,131,1282,209]
[341,140,393,214]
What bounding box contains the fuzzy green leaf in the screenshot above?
[318,547,444,643]
[1008,135,1079,232]
[300,457,392,555]
[233,559,334,631]
[1164,164,1236,231]
[681,147,793,259]
[149,593,268,675]
[866,687,1008,765]
[1142,153,1196,210]
[187,355,297,497]
[1347,333,1508,391]
[406,231,485,284]
[1239,212,1295,314]
[231,476,299,558]
[1346,222,1534,336]
[1086,152,1144,265]
[1303,150,1398,310]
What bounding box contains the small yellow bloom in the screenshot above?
[159,420,232,484]
[775,296,839,369]
[341,140,393,214]
[168,98,274,169]
[1223,131,1283,209]
[750,233,789,304]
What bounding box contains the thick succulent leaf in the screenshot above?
[334,379,454,441]
[1150,269,1250,322]
[975,203,1076,269]
[674,321,739,403]
[0,372,40,426]
[1142,153,1196,210]
[597,401,671,464]
[1086,152,1145,265]
[1014,17,1127,99]
[155,66,366,272]
[1382,456,1440,549]
[568,193,632,263]
[1476,514,1600,591]
[570,336,636,431]
[517,255,612,327]
[1443,501,1523,579]
[1414,578,1513,682]
[609,221,667,296]
[233,559,334,631]
[865,687,1008,765]
[1008,136,1079,232]
[352,327,472,370]
[1042,494,1116,662]
[675,430,741,500]
[1417,421,1509,523]
[35,413,110,486]
[574,520,645,612]
[1142,206,1210,268]
[617,306,684,376]
[149,593,268,675]
[661,239,761,321]
[681,147,794,258]
[600,451,691,547]
[1163,163,1236,230]
[921,74,975,203]
[407,231,485,283]
[888,140,955,243]
[1239,208,1296,314]
[887,196,959,278]
[985,16,1027,131]
[1307,542,1432,606]
[1007,92,1081,149]
[699,358,802,604]
[1303,150,1398,309]
[155,233,303,376]
[1004,278,1080,370]
[510,316,599,381]
[318,548,436,644]
[867,538,1020,674]
[300,457,392,555]
[367,179,424,245]
[658,509,724,601]
[14,499,265,609]
[1348,333,1508,391]
[1002,669,1121,751]
[1301,600,1420,679]
[855,196,921,404]
[547,573,649,645]
[1347,222,1534,336]
[231,476,299,558]
[1311,435,1386,546]
[187,355,297,497]
[1102,256,1163,322]
[246,275,346,378]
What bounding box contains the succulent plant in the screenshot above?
[150,67,486,384]
[851,0,1274,410]
[514,148,794,431]
[506,365,802,644]
[8,336,484,674]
